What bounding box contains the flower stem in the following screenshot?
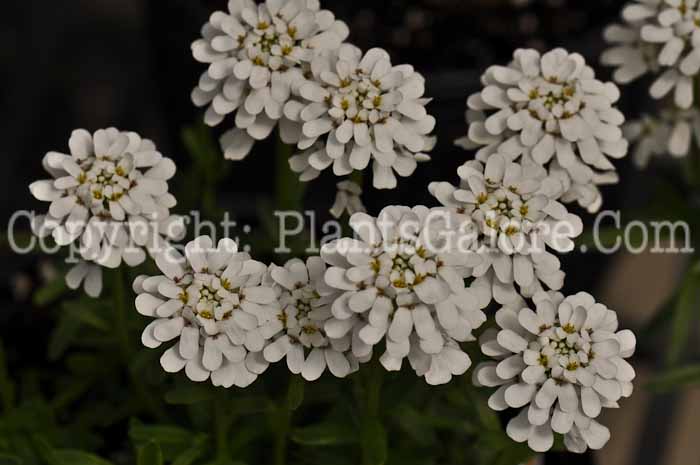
[275,137,306,213]
[213,388,231,462]
[111,268,167,421]
[273,407,290,465]
[273,374,303,465]
[359,359,386,465]
[112,267,132,358]
[350,170,364,188]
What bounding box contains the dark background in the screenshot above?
[0,1,685,464]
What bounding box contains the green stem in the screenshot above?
[214,389,231,462]
[275,137,306,212]
[360,360,386,465]
[112,267,131,358]
[273,408,290,465]
[111,268,167,421]
[350,170,364,188]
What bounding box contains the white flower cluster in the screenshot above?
[458,48,628,213]
[135,236,276,387]
[262,257,364,380]
[624,108,700,166]
[603,0,700,109]
[429,154,583,307]
[135,237,367,386]
[191,0,349,160]
[474,291,636,453]
[286,44,436,189]
[29,128,185,297]
[320,206,487,385]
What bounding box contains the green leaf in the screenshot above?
[137,442,163,465]
[42,447,114,465]
[32,275,68,307]
[164,384,214,405]
[667,262,700,365]
[128,420,192,446]
[647,364,700,392]
[287,376,304,411]
[53,451,113,465]
[291,422,359,446]
[47,310,83,361]
[62,300,110,332]
[171,439,208,465]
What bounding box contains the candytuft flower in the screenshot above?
[286,44,436,189]
[603,0,700,109]
[29,128,185,297]
[320,206,485,385]
[262,257,364,380]
[192,0,349,161]
[624,108,700,166]
[429,154,582,306]
[473,291,636,453]
[329,180,366,218]
[459,48,628,213]
[135,236,279,388]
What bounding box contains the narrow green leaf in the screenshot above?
[128,419,192,446]
[171,440,207,465]
[137,441,163,465]
[647,364,700,392]
[33,276,68,307]
[47,312,83,361]
[164,384,214,405]
[44,449,114,465]
[291,422,359,446]
[62,300,110,332]
[287,376,304,411]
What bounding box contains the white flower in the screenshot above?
[603,0,700,109]
[624,108,700,166]
[473,291,636,453]
[261,256,363,380]
[29,128,185,297]
[459,48,628,213]
[329,180,366,218]
[64,261,103,298]
[286,44,435,189]
[429,154,582,306]
[134,236,279,388]
[320,206,485,385]
[192,0,348,161]
[601,19,659,84]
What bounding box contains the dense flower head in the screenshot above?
[286,44,436,189]
[603,0,700,109]
[134,236,279,388]
[320,205,486,385]
[474,291,636,453]
[624,108,700,166]
[459,48,628,213]
[429,154,582,306]
[261,257,364,380]
[191,0,349,161]
[29,128,185,297]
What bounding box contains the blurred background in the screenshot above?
[1,0,697,464]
